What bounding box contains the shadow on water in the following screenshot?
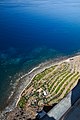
[40,114,55,120]
[43,104,57,113]
[71,79,80,106]
[34,102,57,120]
[36,114,55,120]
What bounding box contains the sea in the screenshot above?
[0,0,80,110]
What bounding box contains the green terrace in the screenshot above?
[18,62,80,109]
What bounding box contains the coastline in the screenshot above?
[0,53,80,118]
[0,56,67,112]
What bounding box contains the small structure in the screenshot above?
[43,91,47,96]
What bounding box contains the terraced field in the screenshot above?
[18,58,80,111]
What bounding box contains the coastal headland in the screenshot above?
[1,55,80,120]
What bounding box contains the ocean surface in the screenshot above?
[0,0,80,110]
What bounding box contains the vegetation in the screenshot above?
[18,96,27,108]
[18,59,80,110]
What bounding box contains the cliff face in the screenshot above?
[60,98,80,120]
[47,81,80,120]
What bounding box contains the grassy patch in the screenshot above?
[33,65,57,81]
[18,96,26,108]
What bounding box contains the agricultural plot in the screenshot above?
[18,60,80,110]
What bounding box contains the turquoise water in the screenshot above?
[0,0,80,109]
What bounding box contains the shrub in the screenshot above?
[18,96,26,108]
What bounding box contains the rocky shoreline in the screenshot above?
[0,54,79,119]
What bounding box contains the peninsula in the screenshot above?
[1,55,80,120]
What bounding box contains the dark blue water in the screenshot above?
[0,0,80,110]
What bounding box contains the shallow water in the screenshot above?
[0,0,80,109]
